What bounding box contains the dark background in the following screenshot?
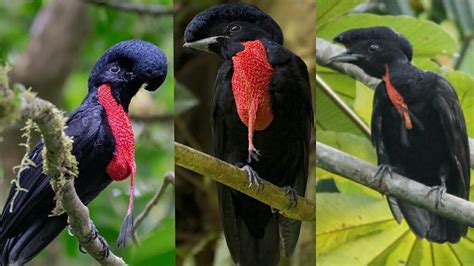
[174,0,316,265]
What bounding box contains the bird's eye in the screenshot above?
[230,25,241,33]
[368,44,379,53]
[110,65,120,73]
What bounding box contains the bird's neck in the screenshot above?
[385,60,415,85]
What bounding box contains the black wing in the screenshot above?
[0,102,113,246]
[275,50,313,256]
[433,78,470,200]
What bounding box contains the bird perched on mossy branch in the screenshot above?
[0,40,167,265]
[331,26,470,243]
[184,4,313,266]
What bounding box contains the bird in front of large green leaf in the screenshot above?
[331,26,470,243]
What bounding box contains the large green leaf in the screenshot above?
[443,70,474,136]
[316,73,367,136]
[316,0,365,28]
[318,14,459,57]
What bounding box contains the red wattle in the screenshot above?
[98,84,136,181]
[231,40,274,153]
[383,65,412,129]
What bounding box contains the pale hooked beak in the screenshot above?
[329,52,365,63]
[183,36,228,52]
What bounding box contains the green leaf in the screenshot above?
[318,14,459,57]
[316,0,365,28]
[316,73,367,136]
[316,192,406,264]
[353,81,374,126]
[443,70,474,136]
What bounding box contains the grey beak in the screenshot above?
[183,36,228,53]
[328,52,364,63]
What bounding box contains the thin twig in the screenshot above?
[83,0,176,16]
[316,141,474,226]
[132,171,175,244]
[455,35,472,70]
[316,74,371,137]
[175,142,315,222]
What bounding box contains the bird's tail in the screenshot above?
[392,199,467,243]
[237,214,280,266]
[0,216,66,265]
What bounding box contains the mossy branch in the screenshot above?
[0,87,126,265]
[175,142,315,222]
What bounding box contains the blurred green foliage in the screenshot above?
[316,0,474,265]
[0,0,175,265]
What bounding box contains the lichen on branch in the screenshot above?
[0,79,126,265]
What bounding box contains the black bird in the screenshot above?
[184,4,313,265]
[0,40,167,264]
[330,26,470,243]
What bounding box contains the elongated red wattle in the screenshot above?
[383,65,412,129]
[97,84,137,181]
[231,40,274,153]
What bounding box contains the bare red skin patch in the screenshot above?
[383,65,412,129]
[231,40,274,154]
[98,84,137,181]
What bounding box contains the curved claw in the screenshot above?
[242,165,264,191]
[283,186,298,208]
[97,235,111,260]
[77,220,110,260]
[427,185,446,208]
[374,164,393,191]
[247,148,261,163]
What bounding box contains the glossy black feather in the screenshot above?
[0,40,167,264]
[372,67,470,243]
[0,101,114,264]
[185,5,313,264]
[212,41,312,264]
[333,26,470,243]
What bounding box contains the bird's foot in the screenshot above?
[96,235,111,260]
[374,164,393,191]
[247,146,261,163]
[283,186,298,208]
[427,184,446,208]
[241,165,264,191]
[270,207,279,213]
[77,220,110,260]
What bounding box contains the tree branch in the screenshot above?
[316,141,474,226]
[316,37,474,169]
[175,142,315,222]
[83,0,176,16]
[0,88,126,265]
[132,171,175,244]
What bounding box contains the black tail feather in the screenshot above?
[396,199,467,243]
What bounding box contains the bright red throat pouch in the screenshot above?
[97,84,136,181]
[231,40,274,153]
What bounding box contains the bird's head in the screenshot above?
[183,3,283,58]
[88,40,167,109]
[330,26,413,78]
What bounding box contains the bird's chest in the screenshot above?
[379,82,445,167]
[231,40,274,131]
[98,84,136,181]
